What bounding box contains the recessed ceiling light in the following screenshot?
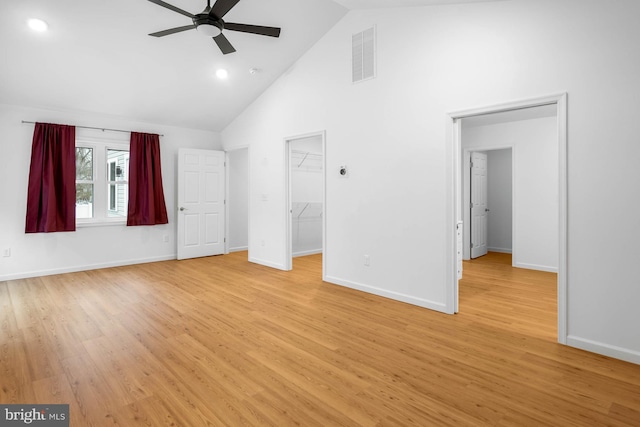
[216,69,229,79]
[27,18,48,32]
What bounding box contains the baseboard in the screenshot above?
[0,255,176,282]
[324,275,449,314]
[513,261,558,273]
[487,247,512,254]
[229,246,248,253]
[567,335,640,365]
[248,256,288,271]
[293,249,322,257]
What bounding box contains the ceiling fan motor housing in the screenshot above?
[194,14,224,34]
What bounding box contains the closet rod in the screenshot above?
[21,120,164,137]
[297,152,310,167]
[291,149,322,156]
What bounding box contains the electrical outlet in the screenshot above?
[3,248,11,257]
[261,240,265,247]
[364,254,370,266]
[163,235,169,243]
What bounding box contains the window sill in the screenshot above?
[77,219,127,228]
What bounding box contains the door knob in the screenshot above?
[179,207,186,211]
[485,208,490,212]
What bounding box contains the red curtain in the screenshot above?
[127,132,168,226]
[25,123,76,233]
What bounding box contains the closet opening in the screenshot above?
[284,131,326,275]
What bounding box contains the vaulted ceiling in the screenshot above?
[333,0,507,8]
[0,0,506,132]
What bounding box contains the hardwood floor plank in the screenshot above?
[119,395,197,426]
[243,363,359,427]
[20,328,64,381]
[153,347,264,426]
[143,368,228,426]
[0,336,36,404]
[168,333,265,398]
[32,375,85,427]
[609,402,640,426]
[7,278,49,330]
[246,333,379,426]
[82,335,155,405]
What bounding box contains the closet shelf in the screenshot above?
[291,150,322,170]
[292,202,322,219]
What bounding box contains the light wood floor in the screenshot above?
[1,252,639,426]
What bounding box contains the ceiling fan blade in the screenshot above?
[213,34,236,55]
[224,22,281,38]
[149,25,196,37]
[210,0,240,19]
[147,0,195,19]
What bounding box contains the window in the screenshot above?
[75,141,129,225]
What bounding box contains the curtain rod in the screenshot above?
[21,120,164,137]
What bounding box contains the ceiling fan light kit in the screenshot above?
[147,0,281,55]
[196,23,222,37]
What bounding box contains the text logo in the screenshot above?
[1,405,69,426]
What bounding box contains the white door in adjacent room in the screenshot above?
[471,151,488,259]
[177,149,226,260]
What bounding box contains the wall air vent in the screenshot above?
[352,26,376,83]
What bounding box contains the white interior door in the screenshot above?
[177,149,226,260]
[471,151,488,259]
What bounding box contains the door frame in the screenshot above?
[445,93,568,344]
[283,131,326,278]
[225,146,249,255]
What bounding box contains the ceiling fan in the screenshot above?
[147,0,281,55]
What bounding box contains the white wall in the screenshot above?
[487,149,513,254]
[0,103,221,281]
[463,117,558,272]
[227,148,249,252]
[291,136,323,256]
[221,0,640,364]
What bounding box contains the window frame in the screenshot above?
[75,146,95,220]
[75,138,130,227]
